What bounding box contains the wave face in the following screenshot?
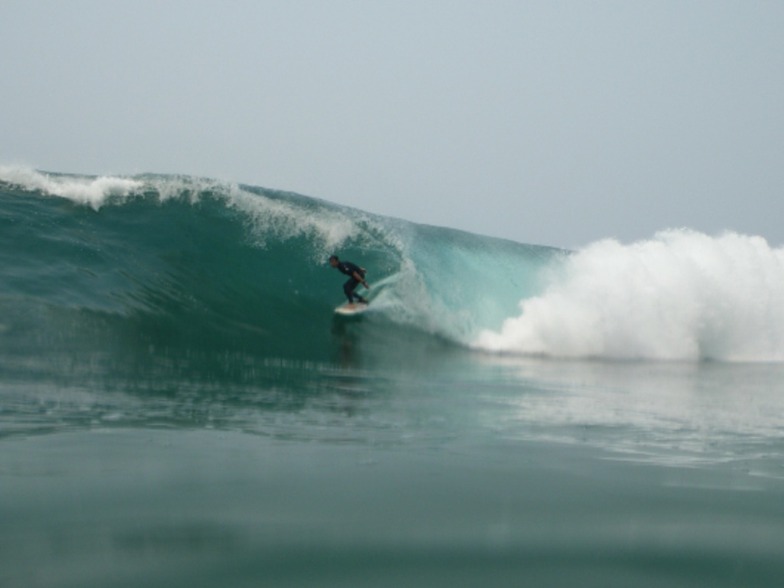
[0,168,555,365]
[2,168,783,364]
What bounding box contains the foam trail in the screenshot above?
[475,230,784,361]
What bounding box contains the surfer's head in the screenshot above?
[329,255,339,267]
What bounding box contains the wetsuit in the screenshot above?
[336,261,367,303]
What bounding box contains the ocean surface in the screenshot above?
[2,167,784,587]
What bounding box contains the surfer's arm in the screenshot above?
[353,271,369,288]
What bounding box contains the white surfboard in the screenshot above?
[334,302,369,316]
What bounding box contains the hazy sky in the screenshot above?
[2,0,782,248]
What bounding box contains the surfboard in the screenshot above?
[334,302,369,316]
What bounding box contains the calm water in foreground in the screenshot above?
[2,346,783,588]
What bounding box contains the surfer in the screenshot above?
[329,255,370,304]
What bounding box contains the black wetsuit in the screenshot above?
[336,261,366,303]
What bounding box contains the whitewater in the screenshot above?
[478,230,784,361]
[2,167,784,588]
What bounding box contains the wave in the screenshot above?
[0,167,555,365]
[2,167,782,363]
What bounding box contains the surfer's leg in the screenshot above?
[343,278,358,302]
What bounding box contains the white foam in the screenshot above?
[0,166,384,258]
[0,166,143,210]
[224,184,360,256]
[475,230,784,362]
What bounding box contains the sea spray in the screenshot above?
[0,167,363,254]
[475,230,784,361]
[0,165,147,209]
